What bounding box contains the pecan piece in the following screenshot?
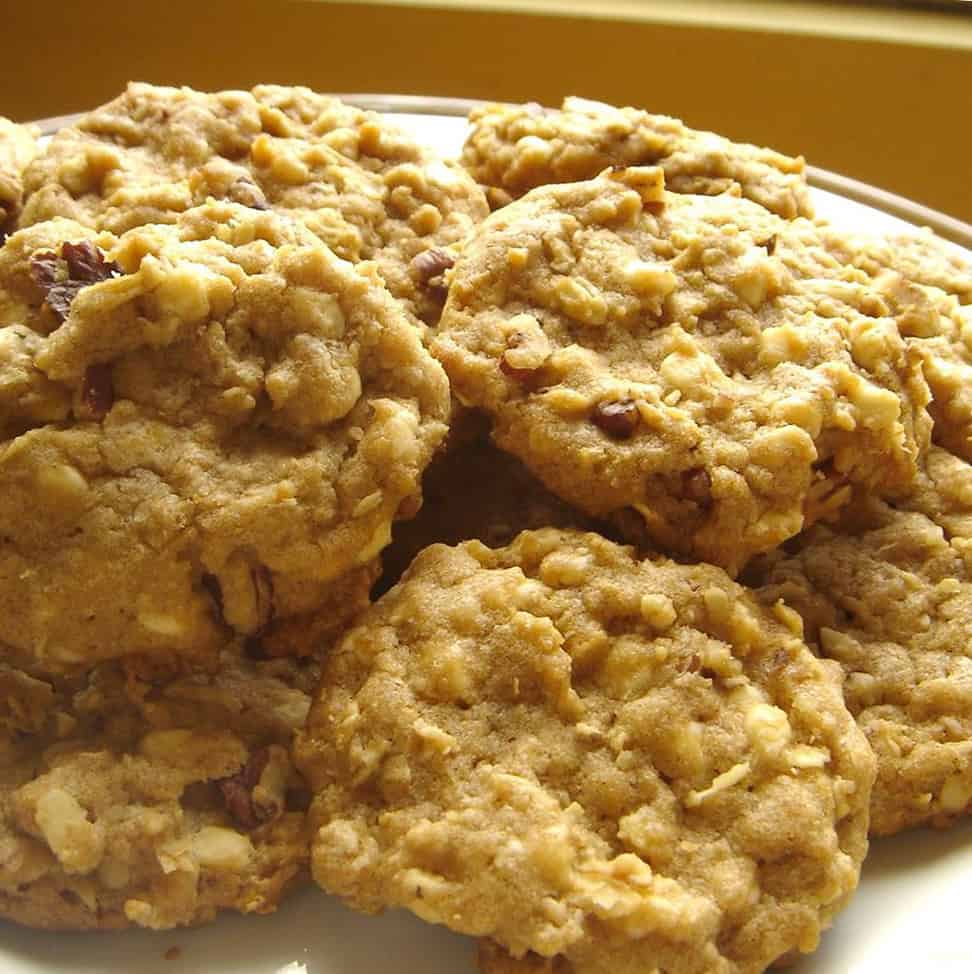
[30,241,121,322]
[682,467,712,506]
[591,399,639,439]
[217,748,272,831]
[499,354,543,389]
[411,248,454,282]
[78,364,114,420]
[227,178,270,211]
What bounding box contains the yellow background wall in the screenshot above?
[3,0,970,221]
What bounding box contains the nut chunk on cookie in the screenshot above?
[753,446,972,836]
[462,97,812,219]
[0,202,449,668]
[0,647,320,929]
[433,169,930,573]
[297,529,874,974]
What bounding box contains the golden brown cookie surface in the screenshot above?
[298,529,874,974]
[462,97,812,219]
[0,645,319,930]
[20,83,488,325]
[433,169,930,573]
[0,203,448,668]
[754,446,972,835]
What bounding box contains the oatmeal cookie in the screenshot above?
[462,97,812,219]
[0,202,448,668]
[0,118,38,233]
[432,168,930,573]
[377,433,600,593]
[20,82,488,325]
[753,446,972,835]
[0,645,319,930]
[297,529,874,974]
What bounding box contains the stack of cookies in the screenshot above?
[1,86,971,974]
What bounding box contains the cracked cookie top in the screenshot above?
[432,168,930,573]
[0,202,449,668]
[20,83,488,325]
[297,529,873,974]
[462,97,812,219]
[753,446,972,835]
[0,645,319,930]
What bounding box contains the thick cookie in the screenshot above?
[297,529,874,974]
[0,203,449,668]
[432,168,930,573]
[753,446,972,835]
[0,118,38,233]
[462,97,812,219]
[20,82,488,325]
[377,433,601,593]
[0,645,319,930]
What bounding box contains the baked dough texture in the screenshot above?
[462,97,812,220]
[432,168,930,573]
[0,202,449,668]
[0,645,319,930]
[297,529,874,974]
[0,118,38,233]
[754,446,972,835]
[20,83,489,325]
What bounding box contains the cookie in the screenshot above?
[757,221,972,461]
[0,645,319,930]
[752,446,972,835]
[297,529,874,974]
[20,82,489,325]
[0,118,38,233]
[376,433,601,593]
[0,202,449,668]
[462,97,812,219]
[432,168,930,573]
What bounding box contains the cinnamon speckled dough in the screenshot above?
[377,434,601,593]
[297,529,874,974]
[752,446,972,836]
[0,202,449,668]
[462,97,812,219]
[0,118,38,231]
[0,645,320,930]
[432,168,930,573]
[19,82,488,325]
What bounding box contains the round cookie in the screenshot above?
[753,446,972,835]
[0,202,449,668]
[0,645,319,930]
[461,97,812,219]
[432,168,930,573]
[20,82,489,325]
[297,529,874,974]
[376,433,601,594]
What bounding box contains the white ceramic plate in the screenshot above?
[4,107,972,974]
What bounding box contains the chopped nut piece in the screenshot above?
[29,240,121,322]
[682,467,712,506]
[591,399,639,439]
[410,248,455,282]
[217,748,272,831]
